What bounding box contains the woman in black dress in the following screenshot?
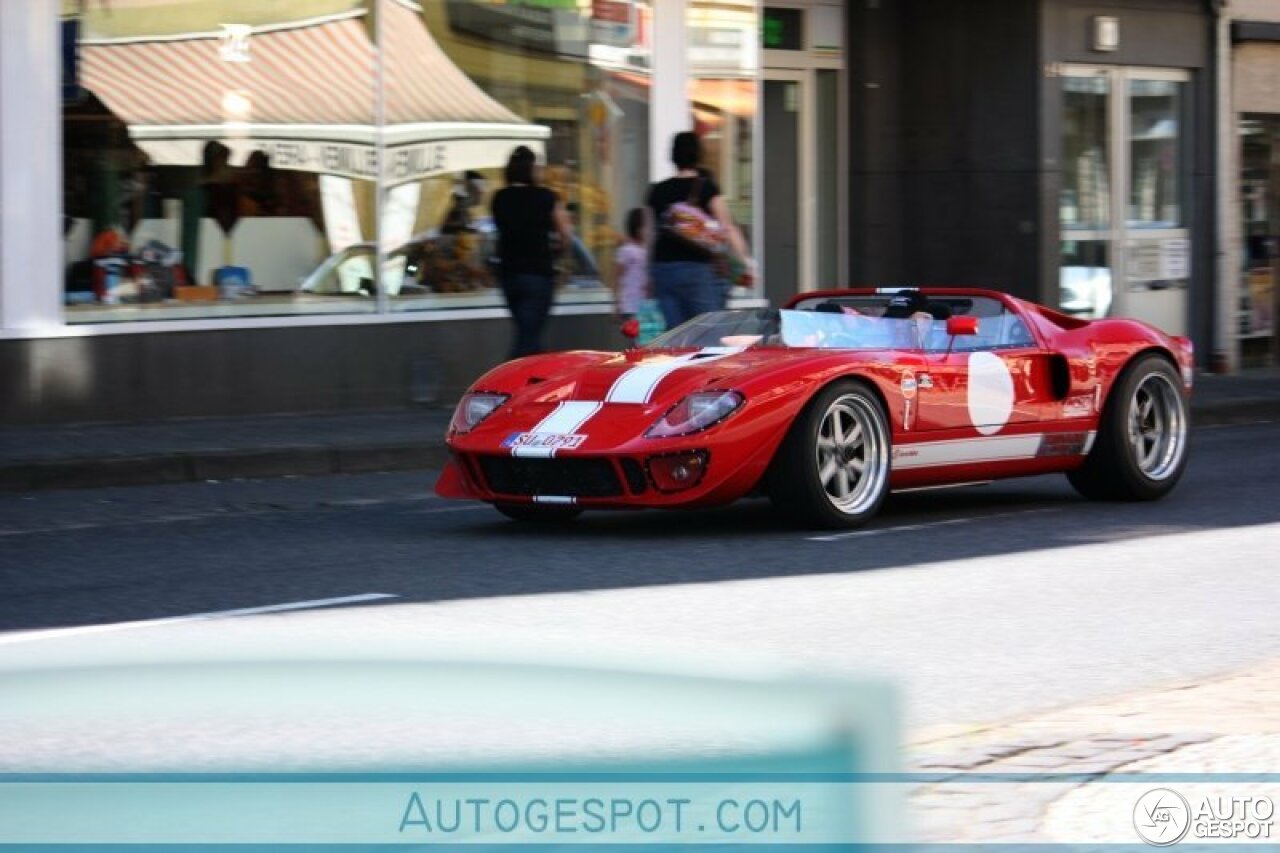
[491,146,573,359]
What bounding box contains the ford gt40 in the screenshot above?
[435,288,1193,528]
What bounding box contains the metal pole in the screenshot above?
[373,0,389,314]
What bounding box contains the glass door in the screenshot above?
[1059,67,1191,334]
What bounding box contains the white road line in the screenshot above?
[408,504,492,515]
[807,508,1057,543]
[0,593,400,647]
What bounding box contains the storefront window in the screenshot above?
[62,0,379,322]
[687,0,757,260]
[61,0,649,322]
[1128,79,1183,228]
[1061,74,1110,231]
[392,0,652,311]
[1241,114,1280,353]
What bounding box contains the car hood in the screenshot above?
[482,346,890,411]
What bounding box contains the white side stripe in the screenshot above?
[605,347,744,404]
[893,434,1043,469]
[512,401,602,458]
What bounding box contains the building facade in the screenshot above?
[1231,0,1280,366]
[0,0,1228,425]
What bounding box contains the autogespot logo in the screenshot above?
[1134,788,1192,846]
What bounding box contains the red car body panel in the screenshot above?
[436,288,1193,509]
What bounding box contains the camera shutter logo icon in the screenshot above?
[1134,788,1191,846]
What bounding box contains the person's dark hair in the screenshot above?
[504,146,537,185]
[201,140,231,178]
[883,289,930,319]
[625,207,645,241]
[671,131,700,170]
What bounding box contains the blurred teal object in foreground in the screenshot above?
[637,298,666,345]
[0,638,899,847]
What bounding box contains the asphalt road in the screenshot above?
[2,420,1279,735]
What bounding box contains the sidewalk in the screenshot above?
[907,658,1280,843]
[1,369,1278,491]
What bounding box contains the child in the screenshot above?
[613,208,648,329]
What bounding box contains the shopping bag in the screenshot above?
[660,178,726,256]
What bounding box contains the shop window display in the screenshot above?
[389,0,652,312]
[1241,114,1280,362]
[60,0,650,322]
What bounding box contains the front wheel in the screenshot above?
[768,381,891,529]
[1067,354,1189,501]
[494,502,583,523]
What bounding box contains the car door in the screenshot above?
[912,301,1049,436]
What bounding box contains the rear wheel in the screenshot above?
[1067,353,1189,501]
[768,381,891,529]
[494,502,583,523]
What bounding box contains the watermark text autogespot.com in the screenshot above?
[399,792,803,838]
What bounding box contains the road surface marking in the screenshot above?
[0,593,399,646]
[807,508,1057,543]
[408,503,492,514]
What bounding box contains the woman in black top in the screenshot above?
[491,146,573,359]
[646,132,753,330]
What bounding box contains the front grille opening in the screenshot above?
[477,456,624,498]
[620,458,648,494]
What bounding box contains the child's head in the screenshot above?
[625,207,646,242]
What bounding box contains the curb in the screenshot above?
[0,400,1274,492]
[0,443,452,492]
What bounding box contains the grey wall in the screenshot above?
[848,0,1216,362]
[1,314,618,425]
[847,0,1043,298]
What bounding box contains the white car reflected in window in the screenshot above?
[1060,265,1112,318]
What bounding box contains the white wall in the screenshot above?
[650,0,692,182]
[0,0,62,332]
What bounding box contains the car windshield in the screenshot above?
[645,309,931,351]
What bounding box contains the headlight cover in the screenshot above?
[646,391,744,438]
[450,392,508,434]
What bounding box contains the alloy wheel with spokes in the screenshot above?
[1127,372,1185,481]
[815,394,888,516]
[1067,353,1189,501]
[768,380,892,528]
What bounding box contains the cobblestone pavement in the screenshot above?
[907,659,1280,843]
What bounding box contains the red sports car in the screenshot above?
[435,288,1193,528]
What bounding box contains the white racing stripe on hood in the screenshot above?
[512,401,602,458]
[604,347,744,405]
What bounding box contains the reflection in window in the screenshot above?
[1059,239,1112,319]
[1128,79,1182,228]
[1240,115,1280,342]
[1061,75,1110,230]
[62,1,378,322]
[400,0,652,310]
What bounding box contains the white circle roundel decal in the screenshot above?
[967,351,1015,436]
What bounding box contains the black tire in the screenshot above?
[494,502,584,523]
[1067,353,1189,501]
[767,380,892,529]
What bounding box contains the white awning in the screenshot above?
[81,1,549,181]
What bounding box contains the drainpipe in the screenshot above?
[1212,0,1239,373]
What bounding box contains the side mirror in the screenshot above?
[946,316,979,336]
